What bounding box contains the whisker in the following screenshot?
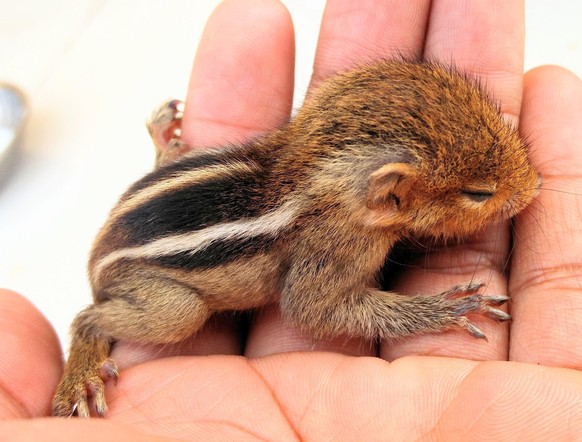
[539,187,582,197]
[502,225,516,276]
[512,204,549,255]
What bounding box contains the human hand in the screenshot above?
[2,0,582,439]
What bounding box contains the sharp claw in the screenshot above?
[466,282,485,292]
[67,402,78,418]
[486,307,511,322]
[94,395,108,417]
[466,323,488,341]
[169,99,185,118]
[112,370,119,386]
[482,294,510,306]
[100,359,119,384]
[442,282,484,298]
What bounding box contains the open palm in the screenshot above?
[2,0,582,439]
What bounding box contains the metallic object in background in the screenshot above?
[0,84,27,187]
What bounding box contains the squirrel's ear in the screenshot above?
[366,163,417,212]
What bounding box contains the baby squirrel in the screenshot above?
[52,60,540,417]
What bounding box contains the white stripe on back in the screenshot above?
[93,199,298,280]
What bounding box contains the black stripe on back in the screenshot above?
[113,162,268,247]
[151,233,278,269]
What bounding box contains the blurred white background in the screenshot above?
[0,0,580,347]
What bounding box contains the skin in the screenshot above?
[1,0,582,439]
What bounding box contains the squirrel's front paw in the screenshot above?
[52,358,118,418]
[442,282,511,340]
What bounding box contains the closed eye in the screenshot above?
[461,189,494,203]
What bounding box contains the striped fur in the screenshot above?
[111,161,259,224]
[93,198,298,280]
[90,143,282,261]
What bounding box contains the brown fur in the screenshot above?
[52,60,540,417]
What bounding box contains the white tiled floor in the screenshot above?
[0,0,580,346]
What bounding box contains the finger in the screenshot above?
[181,0,295,148]
[252,353,582,440]
[245,0,432,358]
[381,0,526,361]
[0,419,179,441]
[423,0,525,123]
[509,66,582,367]
[311,0,431,84]
[111,313,244,369]
[0,290,62,418]
[245,305,377,358]
[116,0,295,364]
